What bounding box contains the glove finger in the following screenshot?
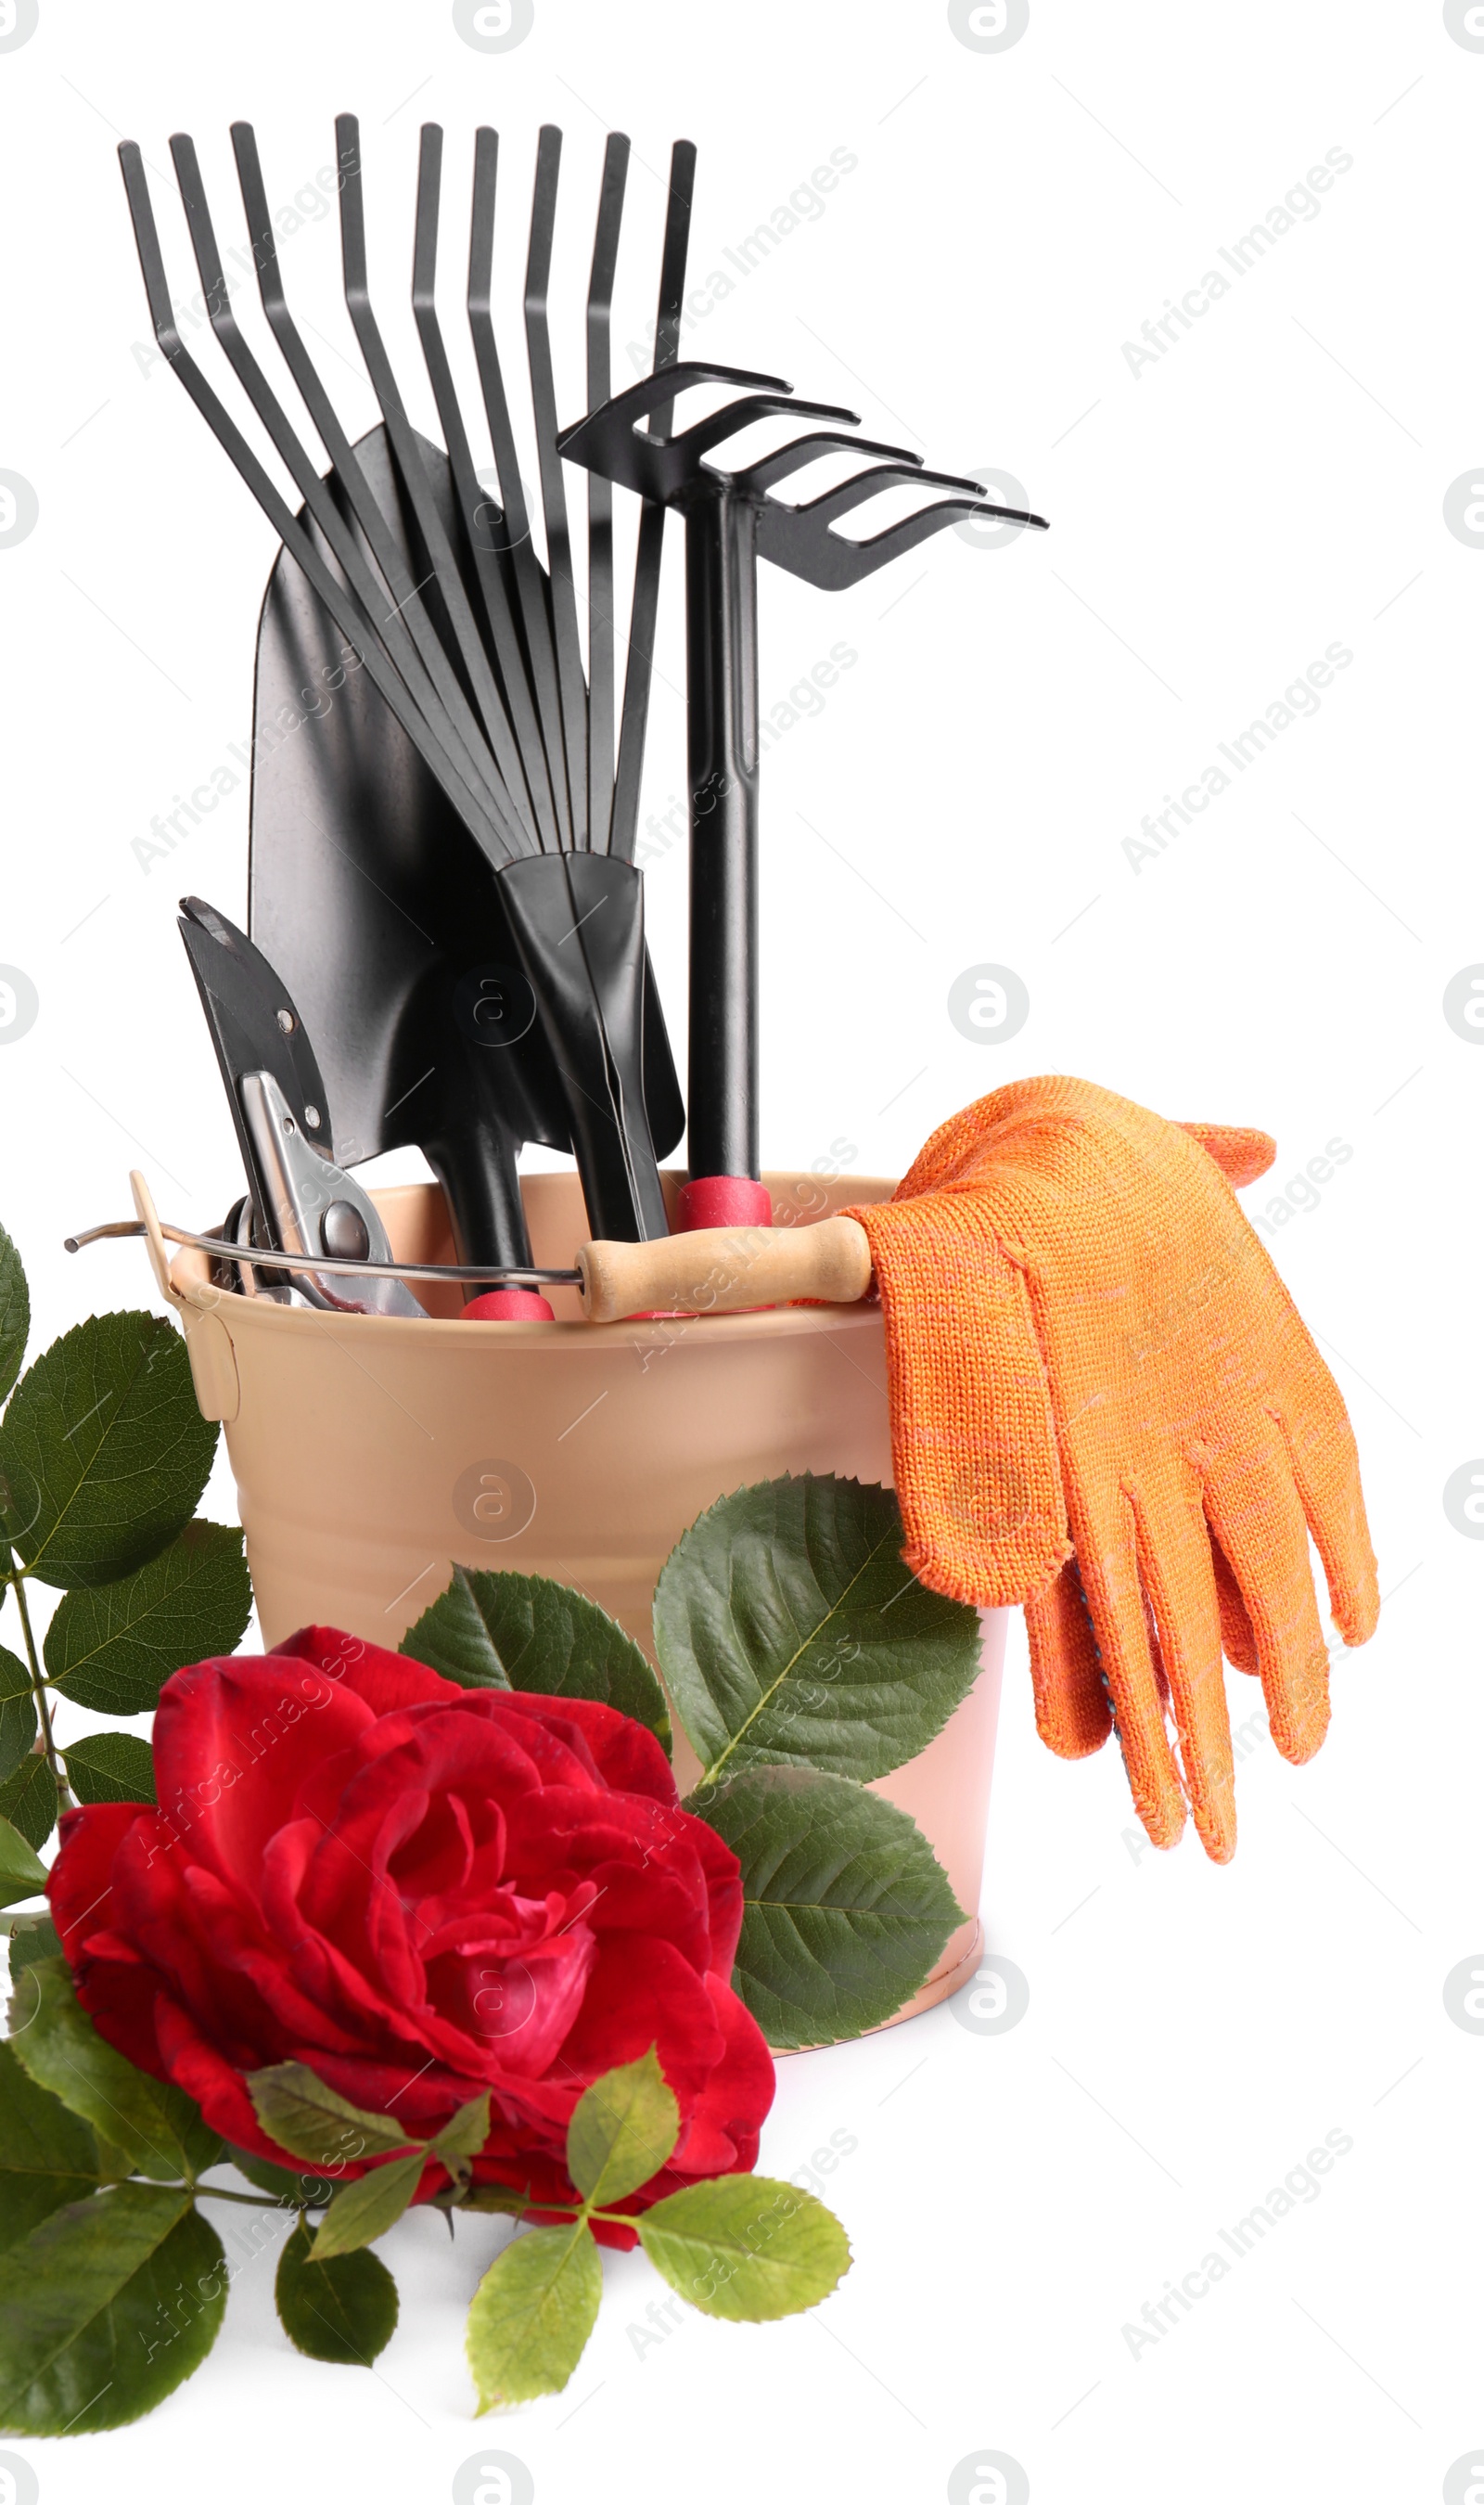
[1130,1475,1237,1862]
[1201,1447,1330,1763]
[1070,1488,1187,1850]
[1177,1121,1276,1188]
[1025,1556,1112,1758]
[1144,1595,1172,1714]
[1274,1372,1380,1649]
[1209,1525,1260,1673]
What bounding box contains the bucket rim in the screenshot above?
[161,1170,899,1345]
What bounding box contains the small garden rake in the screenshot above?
[559,363,1048,1218]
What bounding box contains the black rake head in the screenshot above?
[557,360,1048,590]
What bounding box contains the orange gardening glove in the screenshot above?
[846,1077,1378,1862]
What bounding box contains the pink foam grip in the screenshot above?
[460,1289,556,1322]
[674,1175,774,1233]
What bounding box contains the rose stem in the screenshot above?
[4,1547,72,1809]
[191,2184,322,2211]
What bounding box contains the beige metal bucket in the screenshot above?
[139,1169,1005,2035]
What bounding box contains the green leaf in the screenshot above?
[0,1650,36,1786]
[654,1473,981,1785]
[403,1563,671,1752]
[275,2214,397,2365]
[0,2182,224,2432]
[693,1766,962,2048]
[44,1520,252,1715]
[0,1222,30,1407]
[0,1812,46,1908]
[226,2146,338,2206]
[0,1311,217,1589]
[430,2091,491,2185]
[0,1755,57,1854]
[8,1958,220,2181]
[246,2062,414,2171]
[0,2039,102,2254]
[466,2223,602,2410]
[567,2049,680,2206]
[310,2150,425,2258]
[6,1912,59,1982]
[637,2175,851,2322]
[60,1732,156,1807]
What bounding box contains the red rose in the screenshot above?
[48,1627,773,2238]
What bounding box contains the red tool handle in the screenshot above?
[674,1175,772,1231]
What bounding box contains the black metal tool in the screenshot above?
[523,123,590,848]
[324,116,661,1239]
[336,115,544,848]
[119,142,531,869]
[170,132,516,859]
[248,424,578,1275]
[230,122,526,851]
[583,132,628,853]
[410,124,559,852]
[251,426,684,1263]
[120,123,697,1250]
[610,141,695,863]
[465,123,571,849]
[177,898,426,1318]
[559,362,1049,1201]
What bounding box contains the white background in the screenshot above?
[0,1,1476,2499]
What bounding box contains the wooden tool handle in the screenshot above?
[577,1215,875,1324]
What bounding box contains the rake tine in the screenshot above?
[585,131,629,854]
[784,459,985,527]
[229,121,525,844]
[609,137,696,864]
[758,475,1046,590]
[558,374,833,495]
[571,356,788,447]
[562,389,857,509]
[117,142,524,867]
[467,126,573,849]
[524,126,590,848]
[336,112,540,853]
[735,430,923,495]
[802,466,1046,531]
[169,133,502,845]
[671,391,856,466]
[411,122,558,851]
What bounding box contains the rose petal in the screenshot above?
[152,1993,281,2153]
[666,1973,774,2176]
[428,1920,598,2080]
[556,1933,725,2113]
[61,1949,173,2084]
[271,1625,462,1715]
[151,1654,377,1897]
[48,1803,146,1959]
[495,1690,678,1805]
